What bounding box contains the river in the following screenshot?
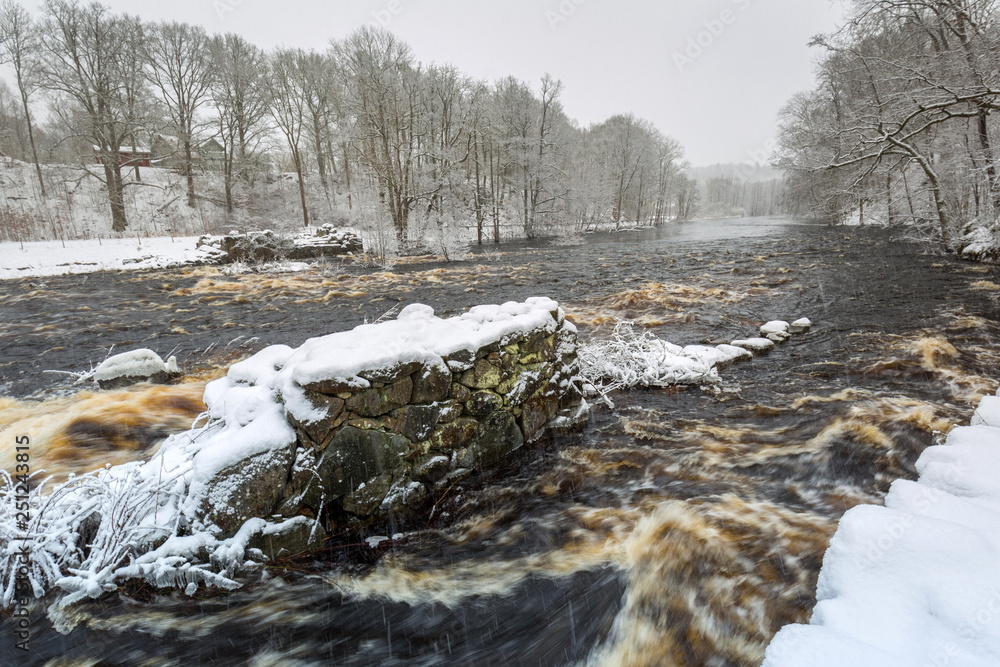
[3,217,1000,666]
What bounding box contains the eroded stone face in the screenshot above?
[430,418,480,451]
[294,393,346,446]
[394,404,441,442]
[316,427,411,498]
[346,377,414,417]
[458,357,506,390]
[411,362,452,404]
[200,445,295,536]
[243,315,586,530]
[342,473,394,516]
[247,517,321,560]
[466,391,503,418]
[521,393,560,442]
[456,411,525,470]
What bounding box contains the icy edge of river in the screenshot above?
[763,395,1000,667]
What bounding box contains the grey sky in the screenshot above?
[24,0,845,167]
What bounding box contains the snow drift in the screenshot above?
[763,393,1000,667]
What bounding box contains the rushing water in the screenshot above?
[4,217,1000,666]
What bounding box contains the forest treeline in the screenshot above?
[778,0,1000,256]
[0,0,712,245]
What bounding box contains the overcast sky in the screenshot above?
[23,0,845,167]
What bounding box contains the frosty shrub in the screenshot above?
[359,209,400,270]
[418,210,471,262]
[0,423,266,617]
[577,320,721,400]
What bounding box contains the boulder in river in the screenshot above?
[94,349,180,389]
[760,321,791,342]
[731,338,776,355]
[789,318,812,334]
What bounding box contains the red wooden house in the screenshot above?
[92,145,152,168]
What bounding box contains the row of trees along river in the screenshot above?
[778,0,1000,259]
[0,0,721,245]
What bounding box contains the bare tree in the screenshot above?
[209,33,270,215]
[144,21,214,207]
[39,0,149,232]
[299,49,337,204]
[266,48,311,227]
[334,26,421,243]
[0,1,46,196]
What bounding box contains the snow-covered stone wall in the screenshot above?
[191,297,588,537]
[195,225,363,265]
[762,394,1000,667]
[0,299,588,609]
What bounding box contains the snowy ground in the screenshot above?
[0,236,219,280]
[763,395,1000,667]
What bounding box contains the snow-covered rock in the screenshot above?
[93,349,180,389]
[195,226,364,264]
[289,224,364,259]
[761,321,791,342]
[0,298,588,611]
[731,338,776,354]
[763,394,1000,667]
[959,223,1000,264]
[790,318,813,334]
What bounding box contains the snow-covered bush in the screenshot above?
[415,209,471,262]
[959,218,1000,264]
[0,419,303,617]
[0,460,201,610]
[577,321,751,402]
[356,205,399,270]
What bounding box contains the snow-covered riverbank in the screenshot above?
[764,395,1000,667]
[0,236,218,280]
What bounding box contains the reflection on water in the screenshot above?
[5,217,1000,666]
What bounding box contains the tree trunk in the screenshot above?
[313,116,329,196]
[522,175,530,238]
[105,158,128,232]
[224,152,234,214]
[184,138,196,207]
[886,173,894,227]
[635,172,644,225]
[18,88,45,198]
[474,133,483,245]
[293,149,310,227]
[975,108,1000,213]
[129,134,142,183]
[342,143,352,210]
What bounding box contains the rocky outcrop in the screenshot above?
[195,225,363,264]
[730,317,813,356]
[192,298,588,543]
[287,224,364,259]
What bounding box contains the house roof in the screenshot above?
[92,145,151,153]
